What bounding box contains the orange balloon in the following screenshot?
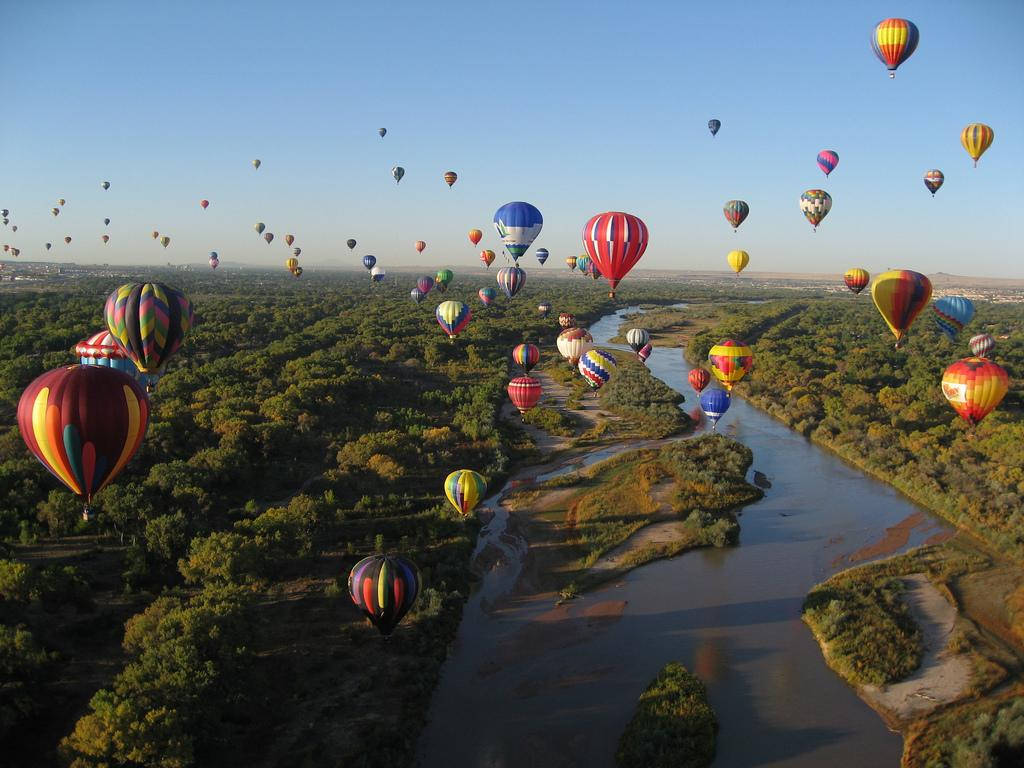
[468,229,482,245]
[415,240,426,254]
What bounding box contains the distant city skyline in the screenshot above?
[1,0,1021,277]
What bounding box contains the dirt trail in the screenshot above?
[861,574,971,724]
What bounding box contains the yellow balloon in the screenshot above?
[286,257,299,271]
[960,123,994,167]
[726,250,749,274]
[444,469,487,516]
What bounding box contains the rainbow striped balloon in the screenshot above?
[941,358,1009,427]
[435,300,471,340]
[512,343,540,373]
[444,469,487,517]
[104,282,194,376]
[817,150,839,177]
[348,554,421,637]
[960,123,994,167]
[708,340,754,391]
[871,18,919,78]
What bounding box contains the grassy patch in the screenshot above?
[616,662,717,768]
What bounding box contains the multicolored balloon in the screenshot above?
[435,269,453,293]
[263,232,274,245]
[871,18,919,78]
[708,119,721,136]
[566,256,577,271]
[414,240,426,254]
[575,254,591,276]
[871,269,933,348]
[923,170,944,196]
[969,333,995,358]
[444,469,487,517]
[417,275,435,294]
[252,159,261,169]
[362,254,376,271]
[941,358,1009,427]
[284,234,295,247]
[708,340,753,391]
[410,287,426,304]
[625,328,650,354]
[209,253,219,269]
[637,344,652,363]
[723,200,749,231]
[478,287,497,306]
[689,368,710,394]
[537,302,551,318]
[159,236,171,248]
[370,266,386,283]
[507,376,542,418]
[254,222,265,235]
[512,343,540,373]
[435,300,471,341]
[75,330,158,390]
[961,123,994,167]
[200,199,210,210]
[479,249,495,268]
[727,250,749,274]
[558,312,576,329]
[101,235,109,244]
[468,229,482,245]
[817,150,839,177]
[496,266,526,299]
[799,189,832,231]
[844,268,870,295]
[581,211,649,298]
[535,248,549,266]
[17,365,150,506]
[700,389,731,429]
[556,327,593,367]
[933,296,975,341]
[578,349,616,390]
[493,201,542,263]
[348,554,421,637]
[443,171,458,187]
[104,282,195,378]
[286,257,299,272]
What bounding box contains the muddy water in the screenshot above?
[416,306,950,768]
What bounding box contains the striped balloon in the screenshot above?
[537,302,551,318]
[637,343,652,363]
[799,190,832,231]
[478,287,497,307]
[535,248,549,265]
[348,554,421,637]
[362,254,376,271]
[961,123,994,167]
[941,358,1009,427]
[410,287,426,304]
[969,334,995,359]
[933,296,975,341]
[708,340,754,391]
[104,282,194,377]
[708,119,721,136]
[417,275,435,294]
[443,171,458,187]
[75,330,158,390]
[575,254,591,276]
[479,249,495,268]
[17,366,150,505]
[581,211,649,298]
[435,300,471,340]
[625,328,650,353]
[578,349,615,390]
[512,343,540,373]
[566,256,577,271]
[870,270,933,347]
[923,170,944,196]
[700,389,731,429]
[723,200,749,231]
[843,268,870,295]
[444,469,487,517]
[556,327,593,367]
[507,376,542,417]
[496,266,526,299]
[871,18,919,78]
[689,368,710,394]
[817,150,839,177]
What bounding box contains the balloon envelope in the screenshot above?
[348,554,421,636]
[347,239,357,250]
[493,202,543,262]
[969,334,995,358]
[933,296,975,341]
[443,171,458,187]
[689,368,711,394]
[468,229,483,245]
[105,282,195,375]
[582,212,649,297]
[435,300,471,339]
[961,123,994,167]
[723,200,749,231]
[700,389,731,428]
[708,340,753,391]
[417,275,435,294]
[844,268,870,294]
[708,119,721,136]
[479,249,495,268]
[478,287,497,306]
[817,150,839,177]
[512,343,540,373]
[392,166,405,184]
[871,18,919,77]
[444,470,487,516]
[941,358,1008,426]
[871,270,933,347]
[507,376,542,415]
[625,328,650,353]
[923,170,944,196]
[727,250,749,274]
[496,266,526,299]
[556,327,593,366]
[362,254,376,271]
[799,190,832,230]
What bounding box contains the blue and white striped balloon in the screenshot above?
[493,201,543,263]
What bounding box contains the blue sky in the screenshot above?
[1,0,1021,277]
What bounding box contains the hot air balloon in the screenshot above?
[689,368,710,394]
[444,470,487,517]
[152,231,159,239]
[18,366,150,510]
[11,226,16,233]
[799,190,832,231]
[75,330,158,390]
[45,243,51,250]
[392,166,405,184]
[378,128,387,139]
[1,209,7,217]
[535,248,549,266]
[417,275,435,294]
[871,270,933,348]
[700,389,730,430]
[708,119,721,136]
[507,376,542,419]
[961,123,994,167]
[284,234,294,246]
[468,229,482,245]
[64,236,72,245]
[101,181,110,190]
[512,343,540,373]
[414,240,426,255]
[263,232,274,245]
[537,302,551,318]
[924,170,944,196]
[435,269,453,290]
[933,296,975,341]
[556,327,593,368]
[200,199,210,210]
[101,235,109,244]
[57,199,65,207]
[410,287,425,304]
[581,211,649,298]
[817,150,839,177]
[941,358,1008,427]
[493,201,542,262]
[708,340,753,391]
[969,334,995,359]
[362,254,376,271]
[479,249,496,268]
[723,200,749,231]
[1,218,7,225]
[209,254,219,269]
[436,300,471,341]
[348,554,421,637]
[871,18,919,78]
[579,349,616,390]
[347,238,357,250]
[292,247,301,257]
[727,250,749,274]
[625,328,650,354]
[844,268,870,295]
[496,266,526,299]
[576,254,591,276]
[105,282,194,378]
[51,207,60,217]
[478,287,497,306]
[293,266,303,277]
[286,257,299,272]
[566,255,577,271]
[637,344,652,363]
[252,159,261,169]
[558,313,576,329]
[254,222,265,235]
[370,266,386,283]
[104,218,111,226]
[443,171,458,187]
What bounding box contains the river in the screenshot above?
[416,306,951,768]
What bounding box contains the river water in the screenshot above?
[416,306,950,768]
